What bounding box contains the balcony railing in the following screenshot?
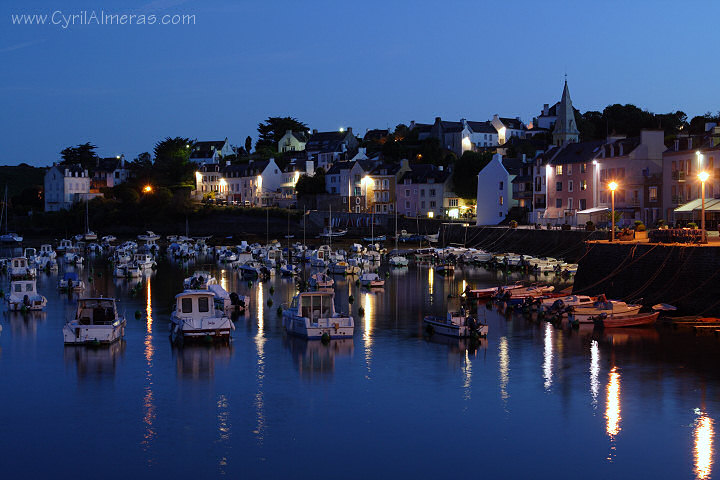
[672,171,686,181]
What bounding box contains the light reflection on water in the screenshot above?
[543,322,553,391]
[606,366,621,462]
[695,411,714,479]
[590,340,600,408]
[142,276,156,462]
[498,336,509,409]
[363,292,373,378]
[254,283,266,445]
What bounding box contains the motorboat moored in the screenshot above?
[282,290,353,339]
[63,298,126,345]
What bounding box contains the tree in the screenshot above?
[153,137,194,187]
[295,170,326,197]
[245,136,253,155]
[256,117,309,151]
[60,142,99,172]
[452,151,493,200]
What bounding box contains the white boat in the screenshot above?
[64,252,84,266]
[0,232,22,244]
[6,279,47,311]
[508,284,555,298]
[388,256,409,267]
[569,297,643,323]
[183,270,217,290]
[310,245,331,267]
[38,244,56,259]
[282,290,353,339]
[102,235,117,244]
[328,260,357,275]
[63,297,126,345]
[0,186,22,244]
[540,295,594,308]
[8,256,35,279]
[359,272,385,288]
[309,272,334,288]
[423,309,488,338]
[58,272,85,292]
[133,253,156,270]
[138,231,161,242]
[239,262,270,279]
[319,227,347,238]
[56,239,74,255]
[207,283,249,317]
[113,263,142,278]
[170,290,235,341]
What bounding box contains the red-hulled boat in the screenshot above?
[593,311,659,328]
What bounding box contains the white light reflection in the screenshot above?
[462,349,472,401]
[220,269,228,292]
[499,336,509,409]
[605,366,621,462]
[363,292,373,378]
[142,277,156,463]
[428,267,434,296]
[254,284,266,444]
[590,340,599,408]
[217,394,230,474]
[694,410,714,480]
[543,322,553,391]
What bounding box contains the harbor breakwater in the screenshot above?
[573,242,720,316]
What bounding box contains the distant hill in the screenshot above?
[0,164,46,197]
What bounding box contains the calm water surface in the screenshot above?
[0,248,718,479]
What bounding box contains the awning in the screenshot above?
[673,198,720,213]
[576,207,608,214]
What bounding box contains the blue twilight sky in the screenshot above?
[1,0,718,166]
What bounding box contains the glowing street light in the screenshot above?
[609,181,618,242]
[143,185,153,193]
[699,171,710,243]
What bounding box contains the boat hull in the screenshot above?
[63,320,126,345]
[282,314,354,339]
[595,312,659,328]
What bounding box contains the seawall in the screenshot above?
[441,226,607,263]
[573,242,720,316]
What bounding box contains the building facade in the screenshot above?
[44,165,92,212]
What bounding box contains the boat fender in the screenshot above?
[321,332,331,343]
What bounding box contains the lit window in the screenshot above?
[555,165,563,175]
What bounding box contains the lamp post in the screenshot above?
[609,181,618,242]
[699,171,709,244]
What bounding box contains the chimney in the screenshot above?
[543,104,549,116]
[516,116,522,123]
[493,114,499,122]
[346,127,352,135]
[312,128,318,135]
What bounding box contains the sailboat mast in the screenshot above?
[329,204,332,250]
[395,203,398,252]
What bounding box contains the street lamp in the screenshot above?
[699,171,709,243]
[609,181,618,242]
[143,185,153,194]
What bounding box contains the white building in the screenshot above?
[199,158,286,206]
[44,164,92,212]
[190,138,234,165]
[476,154,515,225]
[277,130,307,153]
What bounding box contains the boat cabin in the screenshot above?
[24,248,36,259]
[175,291,218,319]
[40,244,54,255]
[75,298,119,325]
[290,292,336,320]
[11,257,28,269]
[11,279,37,295]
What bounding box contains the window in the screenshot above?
[568,180,574,192]
[181,298,193,313]
[421,201,426,209]
[405,190,410,197]
[499,196,503,206]
[579,199,586,210]
[430,201,436,208]
[567,198,573,210]
[649,186,658,202]
[567,164,573,175]
[617,168,625,178]
[556,198,562,208]
[405,201,410,209]
[196,297,206,313]
[555,165,563,175]
[332,187,337,194]
[556,182,562,192]
[14,284,22,293]
[581,163,587,173]
[499,181,504,191]
[354,175,360,182]
[449,199,458,207]
[420,189,425,197]
[382,179,389,189]
[430,189,436,197]
[581,180,587,191]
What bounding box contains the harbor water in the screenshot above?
[0,248,718,479]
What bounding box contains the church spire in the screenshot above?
[553,77,580,146]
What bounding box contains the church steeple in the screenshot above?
[553,78,580,146]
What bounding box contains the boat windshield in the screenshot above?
[77,299,116,325]
[300,294,333,319]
